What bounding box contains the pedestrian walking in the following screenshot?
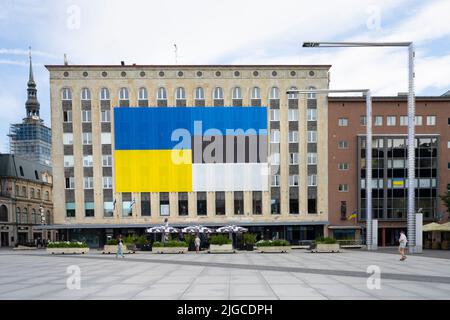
[116,239,125,258]
[399,231,407,261]
[195,234,201,253]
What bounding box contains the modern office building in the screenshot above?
[328,95,450,246]
[0,154,54,247]
[9,52,52,166]
[44,64,331,247]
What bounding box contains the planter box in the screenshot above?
[314,243,341,253]
[257,246,291,253]
[102,245,136,254]
[208,244,235,253]
[47,247,89,254]
[153,247,188,254]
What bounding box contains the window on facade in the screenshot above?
[85,202,95,217]
[101,110,110,122]
[64,155,74,167]
[338,141,349,149]
[122,200,133,217]
[288,109,298,121]
[338,163,349,170]
[387,116,396,126]
[178,192,188,216]
[308,174,317,186]
[338,118,348,126]
[307,109,317,121]
[252,191,262,215]
[307,153,317,165]
[83,177,94,189]
[271,175,280,186]
[83,155,93,167]
[270,109,280,121]
[22,208,28,223]
[175,87,186,100]
[82,132,92,145]
[119,87,129,100]
[360,115,367,126]
[61,88,72,100]
[213,87,224,100]
[288,86,298,99]
[307,131,317,143]
[30,188,35,199]
[289,130,299,143]
[102,155,112,167]
[195,87,204,100]
[271,197,280,214]
[81,88,91,101]
[215,192,225,215]
[159,192,169,216]
[234,191,244,215]
[15,207,20,223]
[251,87,261,99]
[138,87,148,100]
[63,133,73,145]
[103,202,113,217]
[45,191,49,201]
[63,110,72,123]
[197,192,207,216]
[65,177,75,189]
[427,115,436,126]
[400,116,408,126]
[101,133,111,144]
[141,193,151,216]
[21,186,26,196]
[289,175,299,186]
[307,86,316,99]
[232,87,242,100]
[66,202,75,218]
[374,116,383,126]
[338,184,349,192]
[415,116,423,126]
[270,129,280,143]
[81,110,91,123]
[100,88,110,100]
[157,87,167,100]
[102,176,112,189]
[290,153,299,165]
[269,87,279,100]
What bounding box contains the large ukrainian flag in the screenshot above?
[114,107,268,193]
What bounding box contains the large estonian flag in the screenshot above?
[114,106,268,192]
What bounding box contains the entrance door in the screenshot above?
[18,232,27,245]
[1,232,9,247]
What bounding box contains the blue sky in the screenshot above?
[1,0,450,152]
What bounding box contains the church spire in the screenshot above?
[25,46,40,119]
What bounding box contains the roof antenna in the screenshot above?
[174,43,178,65]
[64,53,68,65]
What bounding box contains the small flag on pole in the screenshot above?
[347,211,357,220]
[113,198,117,210]
[130,198,136,209]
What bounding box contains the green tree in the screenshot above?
[440,190,450,214]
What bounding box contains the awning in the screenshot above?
[423,222,450,232]
[328,225,362,230]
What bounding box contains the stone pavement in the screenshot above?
[0,249,449,300]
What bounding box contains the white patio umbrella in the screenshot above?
[215,225,248,233]
[182,225,215,234]
[146,225,180,243]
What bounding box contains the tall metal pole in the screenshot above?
[366,90,373,250]
[407,43,417,252]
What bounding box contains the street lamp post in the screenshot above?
[302,41,418,253]
[286,88,375,250]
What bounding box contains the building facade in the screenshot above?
[9,52,52,166]
[46,64,331,247]
[0,154,54,247]
[328,95,450,246]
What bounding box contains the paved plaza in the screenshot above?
[0,249,449,300]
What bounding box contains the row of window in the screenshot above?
[270,109,317,122]
[62,132,111,145]
[61,87,317,102]
[340,115,438,127]
[15,207,52,224]
[14,185,50,200]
